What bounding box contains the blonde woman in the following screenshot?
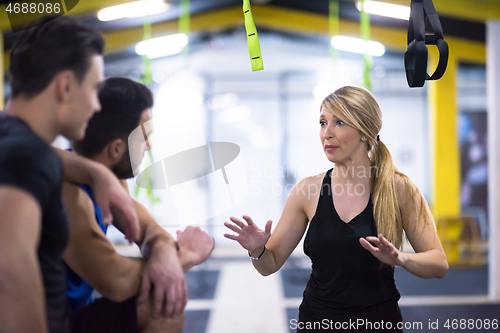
[224,86,448,332]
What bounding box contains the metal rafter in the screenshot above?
[2,4,486,71]
[378,0,500,22]
[0,0,137,31]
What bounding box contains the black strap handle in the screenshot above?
[405,0,449,87]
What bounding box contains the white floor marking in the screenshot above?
[205,262,289,333]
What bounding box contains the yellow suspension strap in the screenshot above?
[243,0,264,71]
[329,0,339,60]
[179,0,190,55]
[141,0,152,85]
[360,0,373,91]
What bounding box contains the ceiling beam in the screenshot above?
[3,6,245,72]
[0,0,137,32]
[378,0,500,22]
[103,6,244,52]
[1,0,499,34]
[252,5,485,64]
[3,5,486,73]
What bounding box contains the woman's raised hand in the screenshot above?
[359,234,406,266]
[224,215,272,252]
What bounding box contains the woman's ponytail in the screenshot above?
[370,140,403,250]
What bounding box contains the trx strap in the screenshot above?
[404,0,448,88]
[243,0,264,71]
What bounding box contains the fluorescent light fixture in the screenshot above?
[135,34,188,59]
[357,1,410,20]
[331,36,385,57]
[98,0,169,21]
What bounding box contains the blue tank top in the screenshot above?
[299,168,400,319]
[65,184,108,311]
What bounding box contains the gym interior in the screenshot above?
[1,1,499,332]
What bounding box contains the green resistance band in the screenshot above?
[360,0,373,90]
[142,0,152,85]
[136,0,159,206]
[179,0,190,55]
[329,0,339,60]
[243,0,264,71]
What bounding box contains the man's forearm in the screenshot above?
[120,181,203,272]
[116,180,177,254]
[177,245,197,272]
[140,223,177,259]
[54,148,101,185]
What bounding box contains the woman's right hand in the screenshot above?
[224,215,272,252]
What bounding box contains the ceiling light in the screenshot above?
[98,0,169,21]
[357,1,410,20]
[331,36,385,57]
[135,34,188,59]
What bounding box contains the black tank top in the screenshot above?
[300,168,400,319]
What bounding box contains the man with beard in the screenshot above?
[63,77,214,333]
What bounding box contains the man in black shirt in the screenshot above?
[0,16,140,333]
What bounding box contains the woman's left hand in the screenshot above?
[359,234,407,266]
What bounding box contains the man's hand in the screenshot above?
[177,226,215,271]
[90,164,139,242]
[138,241,187,319]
